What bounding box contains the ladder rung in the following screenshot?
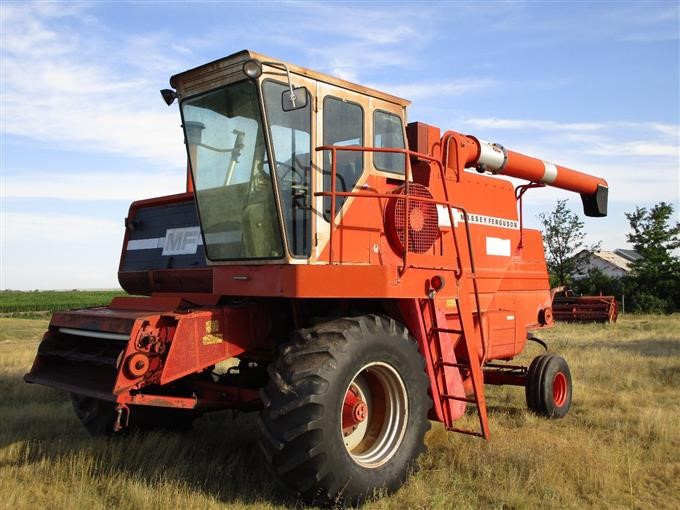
[425,290,489,440]
[432,327,463,334]
[437,360,469,369]
[483,367,526,375]
[483,363,526,370]
[446,426,485,438]
[441,394,477,403]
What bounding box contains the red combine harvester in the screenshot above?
[26,50,608,505]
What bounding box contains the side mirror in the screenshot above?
[282,87,308,112]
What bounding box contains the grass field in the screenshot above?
[0,313,678,509]
[0,290,126,317]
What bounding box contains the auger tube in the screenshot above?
[468,136,609,217]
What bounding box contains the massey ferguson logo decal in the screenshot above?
[436,205,519,230]
[162,227,201,255]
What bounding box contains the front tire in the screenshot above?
[525,354,572,418]
[259,315,430,506]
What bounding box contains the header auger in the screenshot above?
[26,50,608,506]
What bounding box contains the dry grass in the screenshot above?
[1,315,679,509]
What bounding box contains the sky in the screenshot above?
[1,0,678,290]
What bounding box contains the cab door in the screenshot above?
[312,82,372,263]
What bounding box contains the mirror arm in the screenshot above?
[261,61,296,107]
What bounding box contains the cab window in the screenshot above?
[323,97,364,218]
[373,110,405,174]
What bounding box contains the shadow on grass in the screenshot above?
[0,373,298,508]
[583,338,680,357]
[485,405,526,417]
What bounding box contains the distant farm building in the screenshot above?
[575,249,639,279]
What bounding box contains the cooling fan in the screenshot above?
[384,183,439,254]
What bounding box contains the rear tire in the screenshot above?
[259,315,431,506]
[70,394,195,436]
[525,354,572,418]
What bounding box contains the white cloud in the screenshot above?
[587,141,679,158]
[465,118,605,132]
[258,2,435,82]
[159,2,437,84]
[462,117,679,159]
[0,3,194,290]
[3,212,120,242]
[467,1,679,45]
[2,170,184,201]
[0,3,187,167]
[368,79,497,101]
[465,117,679,137]
[649,123,680,138]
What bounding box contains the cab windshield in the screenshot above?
[181,81,283,260]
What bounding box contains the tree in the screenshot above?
[538,200,600,287]
[572,267,625,298]
[625,202,680,313]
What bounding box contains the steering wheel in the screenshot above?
[276,160,308,190]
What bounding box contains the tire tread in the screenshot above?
[258,314,430,506]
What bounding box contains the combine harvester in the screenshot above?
[26,50,608,505]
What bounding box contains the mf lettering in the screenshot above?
[162,227,201,255]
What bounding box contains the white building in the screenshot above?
[575,250,635,279]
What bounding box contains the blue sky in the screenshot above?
[1,1,678,290]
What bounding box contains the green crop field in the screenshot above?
[0,308,678,509]
[0,290,126,317]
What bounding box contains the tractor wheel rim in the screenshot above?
[552,372,567,407]
[341,362,408,468]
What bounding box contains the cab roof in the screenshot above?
[170,49,410,108]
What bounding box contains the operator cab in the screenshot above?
[170,50,410,265]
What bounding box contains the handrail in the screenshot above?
[314,143,488,359]
[441,131,488,363]
[430,137,489,360]
[314,144,458,272]
[515,182,545,249]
